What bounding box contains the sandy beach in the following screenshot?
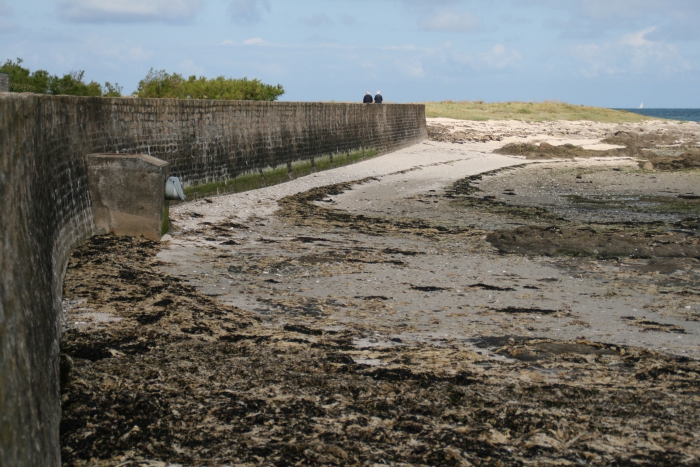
[60,118,700,466]
[154,117,700,355]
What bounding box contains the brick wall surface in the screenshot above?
[0,93,426,466]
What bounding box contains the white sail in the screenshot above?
[639,103,644,109]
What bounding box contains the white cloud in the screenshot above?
[530,0,700,39]
[395,59,426,79]
[479,44,521,69]
[221,39,237,46]
[227,0,269,26]
[527,0,676,21]
[243,37,268,45]
[378,44,427,52]
[32,34,153,78]
[93,40,152,61]
[398,0,463,13]
[571,27,691,77]
[58,0,202,23]
[620,26,656,47]
[420,8,480,33]
[447,48,474,66]
[179,59,205,76]
[567,0,665,22]
[124,45,151,61]
[359,60,376,69]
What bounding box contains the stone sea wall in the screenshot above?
[0,74,9,93]
[0,93,427,466]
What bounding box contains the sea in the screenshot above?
[616,108,700,122]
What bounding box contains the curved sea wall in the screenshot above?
[0,93,427,466]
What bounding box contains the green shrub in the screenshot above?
[48,71,102,97]
[136,69,284,101]
[102,82,123,97]
[1,58,51,93]
[0,58,123,97]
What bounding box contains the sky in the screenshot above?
[1,0,699,107]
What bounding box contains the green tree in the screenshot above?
[102,82,124,97]
[135,69,184,98]
[136,68,284,101]
[0,58,123,97]
[0,58,52,93]
[48,70,102,97]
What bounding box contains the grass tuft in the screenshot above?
[290,159,313,179]
[314,155,332,172]
[261,164,289,187]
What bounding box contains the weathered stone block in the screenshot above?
[87,154,169,241]
[0,73,8,92]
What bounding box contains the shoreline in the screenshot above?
[59,117,700,466]
[158,118,699,357]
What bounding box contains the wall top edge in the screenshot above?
[0,93,426,107]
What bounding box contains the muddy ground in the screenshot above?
[61,119,700,466]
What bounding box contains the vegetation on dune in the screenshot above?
[136,68,285,101]
[424,100,655,123]
[0,59,284,101]
[0,58,122,97]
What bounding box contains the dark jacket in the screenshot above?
[363,94,373,103]
[374,94,383,103]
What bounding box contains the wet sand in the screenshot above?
[59,118,700,466]
[159,118,700,357]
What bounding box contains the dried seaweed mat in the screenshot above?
[60,236,700,467]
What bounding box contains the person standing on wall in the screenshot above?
[363,91,373,103]
[374,91,383,104]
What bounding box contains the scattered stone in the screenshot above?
[494,141,628,159]
[645,150,700,170]
[621,316,686,333]
[487,224,700,259]
[427,123,502,143]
